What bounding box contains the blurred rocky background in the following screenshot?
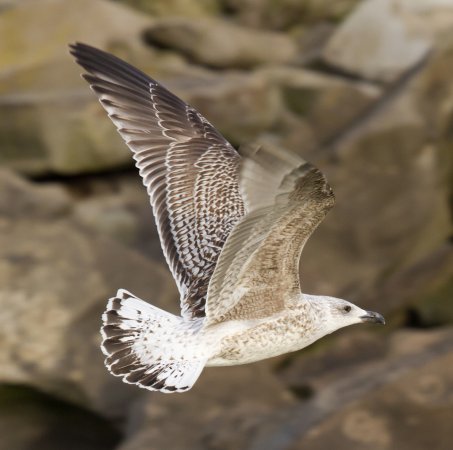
[0,0,452,449]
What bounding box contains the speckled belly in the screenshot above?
[206,314,317,366]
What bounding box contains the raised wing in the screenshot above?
[205,143,335,324]
[70,43,245,319]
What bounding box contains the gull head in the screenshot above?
[305,294,385,335]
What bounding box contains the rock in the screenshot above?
[290,22,335,66]
[372,244,453,327]
[221,0,360,30]
[287,330,453,450]
[276,328,389,397]
[0,169,71,219]
[322,0,453,82]
[162,69,282,145]
[0,0,155,96]
[249,327,453,450]
[73,196,141,246]
[261,66,381,147]
[0,0,157,175]
[415,34,453,198]
[143,17,298,69]
[114,0,219,17]
[66,172,163,258]
[0,385,121,450]
[118,362,295,450]
[0,171,178,417]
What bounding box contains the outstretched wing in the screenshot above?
[70,43,245,319]
[205,143,335,324]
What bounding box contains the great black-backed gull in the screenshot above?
[70,43,385,393]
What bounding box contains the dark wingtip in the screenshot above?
[68,41,85,57]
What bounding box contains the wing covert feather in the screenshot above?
[206,145,335,323]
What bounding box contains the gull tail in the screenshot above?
[101,289,206,393]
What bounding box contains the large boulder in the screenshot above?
[0,385,121,450]
[261,66,381,150]
[265,328,453,450]
[373,244,453,327]
[0,170,178,417]
[0,0,155,175]
[118,362,295,450]
[143,17,298,69]
[114,0,219,17]
[220,0,360,30]
[322,0,453,82]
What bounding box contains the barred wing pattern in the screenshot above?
[70,43,245,319]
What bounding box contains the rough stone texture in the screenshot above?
[322,0,453,82]
[369,244,453,327]
[73,195,141,246]
[65,172,163,258]
[249,328,453,450]
[118,362,295,450]
[286,330,453,450]
[0,0,154,175]
[221,0,360,30]
[0,169,71,219]
[0,170,177,416]
[0,385,121,450]
[415,34,453,199]
[144,17,298,69]
[261,66,381,147]
[115,0,219,17]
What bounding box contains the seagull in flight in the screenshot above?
[70,43,385,393]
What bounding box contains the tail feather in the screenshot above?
[101,289,206,393]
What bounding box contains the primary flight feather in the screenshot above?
[70,43,384,393]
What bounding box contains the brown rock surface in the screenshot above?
[144,17,298,69]
[0,385,121,450]
[118,362,295,450]
[250,328,453,450]
[0,0,154,175]
[0,170,177,416]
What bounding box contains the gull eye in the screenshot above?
[343,305,352,313]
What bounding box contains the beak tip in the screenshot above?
[361,311,386,325]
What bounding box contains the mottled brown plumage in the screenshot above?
[70,43,384,393]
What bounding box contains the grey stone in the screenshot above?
[0,169,71,219]
[261,66,381,148]
[114,0,219,17]
[250,328,453,450]
[0,385,121,450]
[144,17,298,69]
[322,0,446,82]
[0,0,155,175]
[118,362,295,450]
[0,171,177,417]
[220,0,360,30]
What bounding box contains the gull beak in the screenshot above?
[360,310,385,325]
